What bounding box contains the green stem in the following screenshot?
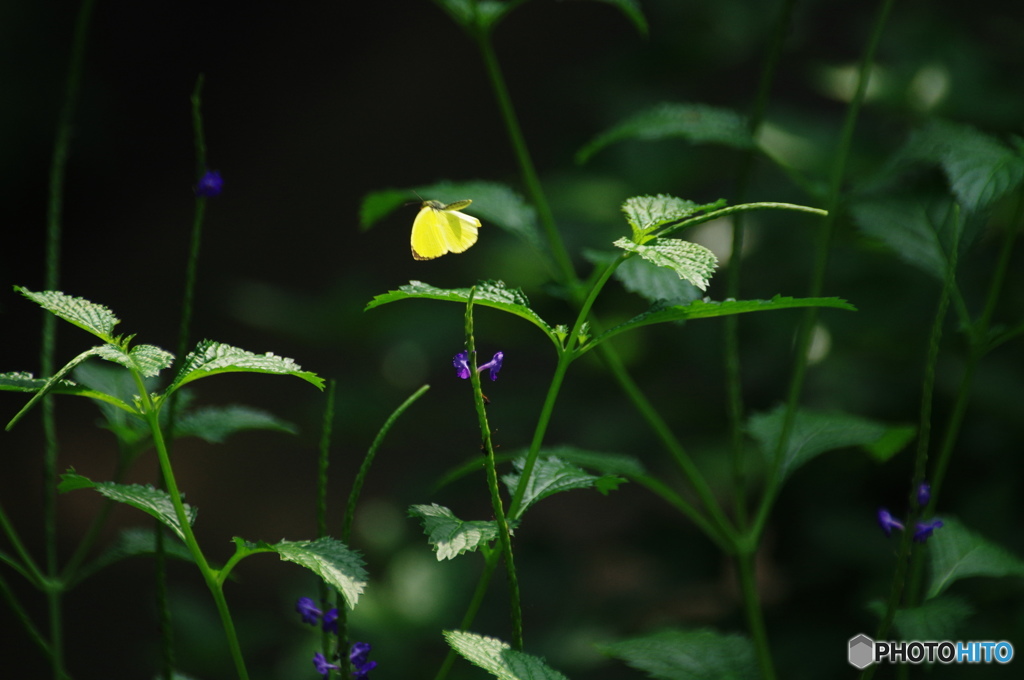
[726,0,799,527]
[751,0,895,542]
[139,381,249,680]
[475,31,575,285]
[735,550,775,680]
[466,292,523,649]
[41,3,97,678]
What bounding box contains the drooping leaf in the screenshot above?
[444,630,570,680]
[926,517,1024,599]
[612,253,705,305]
[408,504,502,561]
[748,407,912,485]
[15,287,120,342]
[242,537,367,609]
[95,343,175,379]
[904,119,1024,212]
[366,280,557,346]
[598,628,757,680]
[614,238,718,291]
[577,102,755,164]
[503,456,625,519]
[591,296,856,351]
[167,340,324,394]
[58,473,197,543]
[620,195,727,241]
[0,371,109,401]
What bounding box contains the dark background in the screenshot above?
[2,0,1023,678]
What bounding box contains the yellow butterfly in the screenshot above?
[410,199,481,260]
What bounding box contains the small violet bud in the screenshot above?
[916,481,931,507]
[313,652,341,679]
[350,642,377,679]
[194,169,224,197]
[914,518,944,543]
[877,508,904,537]
[295,597,322,625]
[321,607,339,634]
[453,350,504,381]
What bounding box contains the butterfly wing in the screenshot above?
[411,201,481,260]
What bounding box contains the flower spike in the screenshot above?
[914,518,944,543]
[295,597,322,625]
[877,508,904,537]
[453,350,504,381]
[194,169,224,197]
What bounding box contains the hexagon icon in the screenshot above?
[849,634,874,669]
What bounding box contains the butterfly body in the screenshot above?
[411,199,481,260]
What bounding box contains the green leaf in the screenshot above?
[584,0,648,36]
[15,287,121,342]
[246,537,368,609]
[926,517,1024,599]
[0,370,111,401]
[906,119,1024,212]
[58,472,197,543]
[577,102,755,164]
[620,195,727,241]
[365,280,557,346]
[528,445,647,478]
[408,504,502,561]
[95,343,175,378]
[444,630,570,680]
[78,527,195,583]
[167,340,324,394]
[748,407,913,485]
[850,197,954,279]
[361,181,546,257]
[612,253,705,305]
[592,296,856,350]
[878,595,973,641]
[502,456,624,519]
[173,405,298,444]
[598,628,757,680]
[5,348,113,430]
[614,238,718,291]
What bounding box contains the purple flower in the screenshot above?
[321,607,339,634]
[453,351,471,379]
[916,481,931,508]
[453,350,504,381]
[296,597,322,625]
[350,642,376,679]
[877,508,904,537]
[914,518,944,543]
[313,652,340,678]
[194,169,224,197]
[479,351,504,381]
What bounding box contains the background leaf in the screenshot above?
[926,517,1024,599]
[408,504,502,560]
[577,102,755,164]
[851,197,953,280]
[867,594,974,641]
[598,628,757,680]
[444,630,570,680]
[502,456,624,519]
[747,407,912,485]
[172,405,298,444]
